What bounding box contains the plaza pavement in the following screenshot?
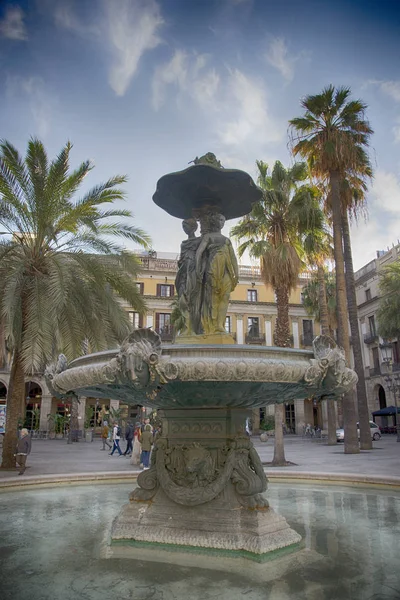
[0,434,399,480]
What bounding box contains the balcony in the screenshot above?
[245,331,266,345]
[364,332,378,344]
[155,326,174,342]
[300,334,314,347]
[368,366,381,378]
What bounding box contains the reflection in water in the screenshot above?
[0,483,399,600]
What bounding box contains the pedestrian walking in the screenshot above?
[124,422,134,456]
[15,428,31,475]
[140,424,153,469]
[109,422,122,456]
[101,421,111,450]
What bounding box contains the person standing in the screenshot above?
[131,423,142,466]
[140,424,153,469]
[109,422,122,456]
[15,428,31,475]
[124,422,133,456]
[101,421,111,451]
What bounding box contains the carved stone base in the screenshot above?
[110,408,301,559]
[174,332,235,345]
[112,486,301,556]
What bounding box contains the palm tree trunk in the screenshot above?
[330,170,359,454]
[272,404,286,465]
[317,265,337,444]
[317,265,330,335]
[1,350,25,468]
[0,320,6,369]
[274,286,291,347]
[342,210,372,450]
[272,284,289,465]
[70,394,79,442]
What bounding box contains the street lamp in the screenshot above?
[380,341,400,442]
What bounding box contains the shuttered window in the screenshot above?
[156,284,174,297]
[155,313,171,333]
[128,312,143,328]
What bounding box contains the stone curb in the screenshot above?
[0,469,399,491]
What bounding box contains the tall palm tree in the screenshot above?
[232,160,324,465]
[302,270,337,337]
[339,164,373,449]
[0,139,150,468]
[290,85,373,454]
[302,267,338,444]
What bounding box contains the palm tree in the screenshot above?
[0,138,150,468]
[302,268,338,444]
[170,296,186,339]
[232,160,324,465]
[302,271,337,337]
[377,260,400,339]
[290,85,373,454]
[339,166,373,449]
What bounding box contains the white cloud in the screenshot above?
[380,80,400,103]
[349,169,400,269]
[0,5,27,40]
[6,76,53,137]
[372,169,400,214]
[152,50,219,111]
[393,118,400,144]
[217,69,283,146]
[265,37,296,82]
[54,2,99,37]
[107,0,164,97]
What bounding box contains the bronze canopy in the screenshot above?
[152,164,262,220]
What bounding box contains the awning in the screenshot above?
[372,405,400,416]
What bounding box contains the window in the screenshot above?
[365,288,371,301]
[135,282,144,295]
[157,284,174,297]
[368,315,376,337]
[247,289,257,302]
[128,311,142,329]
[372,346,380,370]
[302,320,313,337]
[247,317,259,337]
[155,313,171,333]
[225,316,231,333]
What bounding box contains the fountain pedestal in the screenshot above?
[111,408,301,558]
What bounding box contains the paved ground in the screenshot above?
[1,434,399,478]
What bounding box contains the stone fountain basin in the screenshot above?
[49,343,343,410]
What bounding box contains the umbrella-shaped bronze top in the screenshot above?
[152,161,262,221]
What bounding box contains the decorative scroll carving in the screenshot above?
[155,441,236,506]
[231,438,268,509]
[304,335,358,397]
[131,435,269,510]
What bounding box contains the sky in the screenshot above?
[0,0,400,270]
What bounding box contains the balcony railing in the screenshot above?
[155,326,174,342]
[364,332,378,344]
[245,331,266,345]
[369,366,381,377]
[300,334,314,347]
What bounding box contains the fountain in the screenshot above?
[45,155,357,561]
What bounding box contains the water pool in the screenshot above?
[0,482,399,600]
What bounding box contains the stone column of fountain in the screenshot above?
[45,154,358,560]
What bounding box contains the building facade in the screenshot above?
[0,251,322,436]
[355,243,400,428]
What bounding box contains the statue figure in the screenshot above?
[175,219,202,335]
[189,152,223,169]
[196,213,238,335]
